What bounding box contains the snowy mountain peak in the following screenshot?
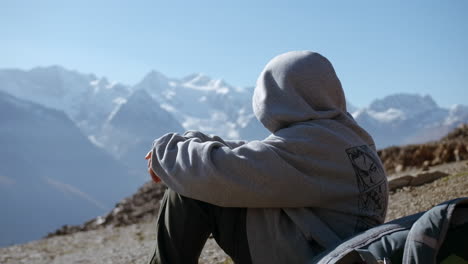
[185,73,212,85]
[212,79,231,94]
[181,73,232,93]
[105,89,155,123]
[445,104,468,125]
[142,70,169,83]
[136,70,171,92]
[90,77,112,92]
[102,87,183,159]
[88,77,123,91]
[181,73,202,82]
[369,108,406,123]
[28,66,93,89]
[0,66,98,120]
[368,93,438,118]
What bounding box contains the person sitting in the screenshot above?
[145,50,388,264]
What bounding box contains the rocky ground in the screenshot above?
[386,162,468,221]
[0,222,230,264]
[1,125,467,264]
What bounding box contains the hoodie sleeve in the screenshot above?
[150,133,323,208]
[183,130,247,149]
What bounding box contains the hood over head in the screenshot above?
[253,51,347,132]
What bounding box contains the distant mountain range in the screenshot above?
[1,66,466,149]
[0,65,466,246]
[352,94,468,148]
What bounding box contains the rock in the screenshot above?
[388,170,450,191]
[410,170,449,187]
[422,160,430,171]
[388,175,413,191]
[395,164,404,173]
[441,124,468,142]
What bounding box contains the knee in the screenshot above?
[164,189,195,209]
[157,189,187,221]
[163,189,213,217]
[164,188,187,205]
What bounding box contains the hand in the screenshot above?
[145,151,161,183]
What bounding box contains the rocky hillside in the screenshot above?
[378,124,468,174]
[47,182,167,237]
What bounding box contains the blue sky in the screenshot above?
[1,0,467,107]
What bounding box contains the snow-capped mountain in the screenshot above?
[0,66,93,118]
[0,66,132,135]
[352,93,467,148]
[0,90,138,246]
[97,89,184,171]
[0,67,268,163]
[0,66,466,155]
[133,71,267,140]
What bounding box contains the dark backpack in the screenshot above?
[313,197,468,264]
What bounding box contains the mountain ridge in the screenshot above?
[352,92,468,148]
[2,66,465,149]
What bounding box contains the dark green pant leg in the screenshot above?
[148,189,252,264]
[210,198,251,264]
[148,189,212,264]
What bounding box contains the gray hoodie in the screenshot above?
[150,51,388,263]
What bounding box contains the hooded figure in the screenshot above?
[148,51,388,264]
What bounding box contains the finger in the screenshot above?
[149,168,161,183]
[145,151,152,160]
